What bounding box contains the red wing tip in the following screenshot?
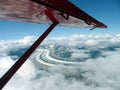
[97,22,108,28]
[100,25,108,28]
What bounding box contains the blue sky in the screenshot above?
[0,0,120,40]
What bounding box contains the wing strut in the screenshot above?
[0,22,58,90]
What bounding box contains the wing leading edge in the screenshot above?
[0,0,107,29]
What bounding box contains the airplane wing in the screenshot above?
[0,0,107,29]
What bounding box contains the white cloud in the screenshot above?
[0,56,15,77]
[17,36,36,45]
[0,36,35,56]
[16,59,36,79]
[85,39,98,46]
[0,56,14,69]
[110,37,120,43]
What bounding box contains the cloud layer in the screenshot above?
[0,34,120,90]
